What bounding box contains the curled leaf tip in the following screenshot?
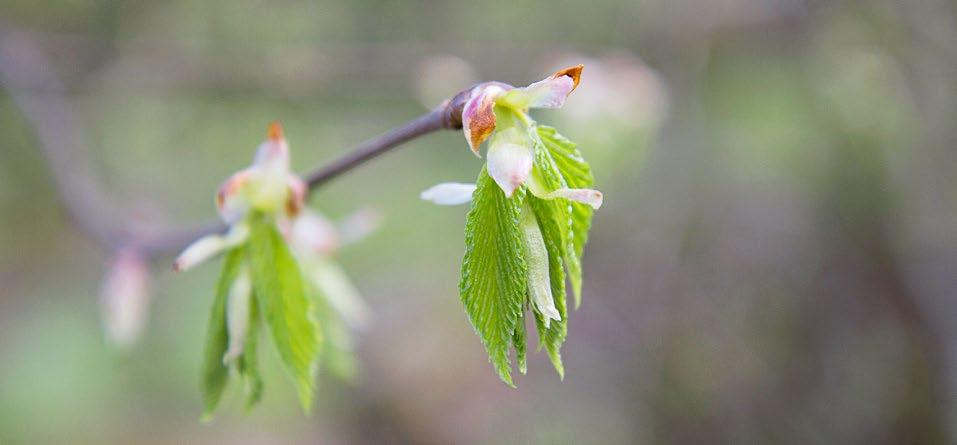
[267,121,284,141]
[553,64,583,92]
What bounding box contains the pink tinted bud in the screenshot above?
[462,82,511,155]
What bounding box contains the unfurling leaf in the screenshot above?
[519,133,569,377]
[423,67,600,384]
[520,201,560,328]
[453,124,598,384]
[460,167,528,386]
[236,298,263,409]
[201,247,244,420]
[247,214,322,413]
[529,196,568,378]
[537,125,595,308]
[183,123,372,417]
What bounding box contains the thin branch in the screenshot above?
[133,98,465,255]
[0,29,469,258]
[305,107,448,189]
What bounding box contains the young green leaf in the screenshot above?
[513,309,528,375]
[520,200,560,326]
[201,247,245,420]
[236,299,263,409]
[537,125,595,308]
[528,123,574,267]
[460,167,528,386]
[529,196,568,378]
[247,214,322,413]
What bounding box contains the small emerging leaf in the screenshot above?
[460,167,528,386]
[513,310,528,375]
[520,202,560,327]
[247,214,322,413]
[236,299,264,409]
[530,196,568,378]
[201,247,245,420]
[537,125,595,308]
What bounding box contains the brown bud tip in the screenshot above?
[553,64,584,92]
[267,121,284,141]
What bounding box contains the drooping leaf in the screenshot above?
[201,247,244,420]
[236,297,263,409]
[537,125,594,307]
[520,201,559,325]
[247,214,322,413]
[460,167,528,386]
[529,196,568,378]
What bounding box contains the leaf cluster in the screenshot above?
[459,126,595,384]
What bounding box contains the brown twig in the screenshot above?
[305,90,467,190]
[0,29,469,258]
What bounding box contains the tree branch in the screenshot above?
[0,29,469,258]
[305,106,453,189]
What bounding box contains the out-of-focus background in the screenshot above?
[1,0,956,444]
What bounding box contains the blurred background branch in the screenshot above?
[0,28,463,258]
[0,29,125,251]
[1,1,956,444]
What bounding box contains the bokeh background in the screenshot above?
[2,0,956,444]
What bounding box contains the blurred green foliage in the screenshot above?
[2,0,956,444]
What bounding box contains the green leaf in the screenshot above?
[526,126,572,376]
[513,309,528,375]
[247,214,322,413]
[537,125,595,308]
[529,126,574,256]
[529,197,568,378]
[236,299,263,409]
[201,247,244,420]
[459,167,528,386]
